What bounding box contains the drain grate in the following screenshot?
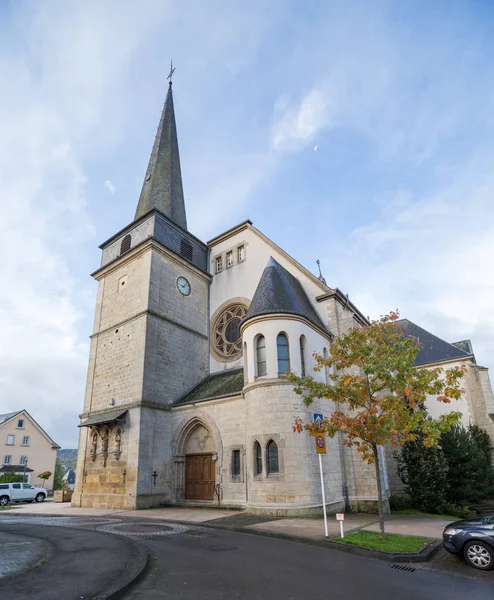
[390,564,416,572]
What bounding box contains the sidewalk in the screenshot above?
[2,500,453,541]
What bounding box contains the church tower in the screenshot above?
[73,76,210,509]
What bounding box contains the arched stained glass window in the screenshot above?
[277,333,290,375]
[300,335,307,377]
[254,441,262,475]
[266,440,279,474]
[256,336,267,377]
[323,347,329,384]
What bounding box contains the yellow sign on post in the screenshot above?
[315,433,326,454]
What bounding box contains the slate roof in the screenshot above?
[79,409,128,428]
[134,82,187,230]
[174,368,244,406]
[0,411,21,425]
[452,339,474,355]
[0,465,34,473]
[397,319,473,366]
[242,257,331,335]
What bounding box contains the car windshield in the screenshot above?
[481,516,494,525]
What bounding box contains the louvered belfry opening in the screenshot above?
[180,238,193,261]
[120,234,131,255]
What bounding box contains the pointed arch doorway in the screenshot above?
[184,423,216,500]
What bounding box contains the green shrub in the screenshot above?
[389,495,413,512]
[395,436,449,514]
[0,473,26,483]
[443,503,477,520]
[441,425,494,504]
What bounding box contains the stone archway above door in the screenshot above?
[185,424,216,454]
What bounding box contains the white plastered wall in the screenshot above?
[242,317,330,384]
[209,225,330,374]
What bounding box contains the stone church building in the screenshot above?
[73,81,494,513]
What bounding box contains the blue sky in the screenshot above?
[1,0,494,448]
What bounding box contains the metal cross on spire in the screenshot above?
[316,259,327,286]
[167,61,176,85]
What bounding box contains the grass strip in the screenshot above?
[332,530,431,553]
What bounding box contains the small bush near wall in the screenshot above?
[389,495,413,512]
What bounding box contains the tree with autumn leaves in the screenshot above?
[289,310,466,539]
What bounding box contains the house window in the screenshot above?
[237,245,245,262]
[256,336,267,377]
[22,436,30,446]
[120,234,131,255]
[277,333,290,375]
[232,450,241,476]
[3,455,12,465]
[226,251,234,268]
[300,335,307,377]
[6,435,14,445]
[17,419,24,429]
[267,440,279,475]
[216,256,223,273]
[254,441,262,475]
[20,456,28,465]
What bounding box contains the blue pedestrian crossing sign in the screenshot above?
[313,413,323,424]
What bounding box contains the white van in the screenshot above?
[0,482,47,506]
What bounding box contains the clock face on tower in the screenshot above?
[176,276,191,296]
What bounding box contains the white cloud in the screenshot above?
[270,87,336,152]
[0,0,274,448]
[0,1,176,448]
[324,156,494,371]
[104,180,116,194]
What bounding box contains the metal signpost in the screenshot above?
[313,414,328,537]
[336,512,345,538]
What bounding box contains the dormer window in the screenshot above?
[120,234,131,255]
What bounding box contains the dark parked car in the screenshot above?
[443,516,494,570]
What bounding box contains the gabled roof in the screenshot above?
[134,81,187,230]
[174,368,244,407]
[0,410,60,448]
[242,257,331,335]
[397,320,473,367]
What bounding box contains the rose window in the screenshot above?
[213,304,247,359]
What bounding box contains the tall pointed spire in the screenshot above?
[134,71,187,230]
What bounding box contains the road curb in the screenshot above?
[0,520,151,600]
[88,535,151,600]
[158,518,443,563]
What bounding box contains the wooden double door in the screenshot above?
[185,454,215,500]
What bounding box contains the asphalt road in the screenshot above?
[127,527,493,600]
[1,519,493,600]
[0,522,144,600]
